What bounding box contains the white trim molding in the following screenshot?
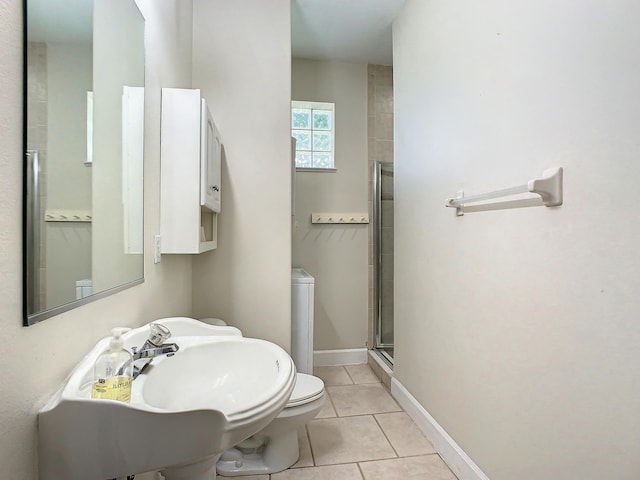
[391,377,491,480]
[313,348,368,366]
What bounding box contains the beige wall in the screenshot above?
[45,43,93,307]
[291,59,369,350]
[393,1,640,479]
[191,0,292,351]
[47,43,92,209]
[0,1,194,477]
[92,0,145,292]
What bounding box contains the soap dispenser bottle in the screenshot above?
[91,327,133,403]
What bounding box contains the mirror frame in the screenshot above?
[22,0,145,326]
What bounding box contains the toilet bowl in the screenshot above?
[216,372,325,476]
[198,318,326,476]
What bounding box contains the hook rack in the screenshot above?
[311,212,369,224]
[44,209,92,223]
[445,167,563,216]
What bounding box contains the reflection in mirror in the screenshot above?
[24,0,145,325]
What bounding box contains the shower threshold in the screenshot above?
[375,347,394,367]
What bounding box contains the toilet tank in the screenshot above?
[291,268,315,374]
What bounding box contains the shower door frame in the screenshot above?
[373,161,394,364]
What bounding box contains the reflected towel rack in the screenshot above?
[446,167,563,216]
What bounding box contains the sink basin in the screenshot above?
[142,339,290,414]
[38,318,296,480]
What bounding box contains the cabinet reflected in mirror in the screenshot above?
[24,0,145,325]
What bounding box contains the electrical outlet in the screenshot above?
[154,235,161,264]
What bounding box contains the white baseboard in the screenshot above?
[313,348,368,366]
[391,377,490,480]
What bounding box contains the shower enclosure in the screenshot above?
[373,162,394,363]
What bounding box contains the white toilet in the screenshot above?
[198,318,326,476]
[216,372,325,476]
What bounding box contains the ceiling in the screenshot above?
[28,0,406,64]
[27,0,93,43]
[291,0,406,66]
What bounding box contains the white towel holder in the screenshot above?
[446,167,563,216]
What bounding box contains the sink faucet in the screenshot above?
[133,343,179,360]
[131,323,179,379]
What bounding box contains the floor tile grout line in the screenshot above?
[316,408,402,420]
[372,412,400,459]
[314,453,398,469]
[325,385,402,418]
[324,389,339,418]
[304,423,317,467]
[437,452,461,480]
[343,364,357,384]
[338,364,382,386]
[355,460,366,479]
[324,387,401,417]
[290,457,396,469]
[306,415,398,468]
[356,453,457,479]
[314,368,354,387]
[348,363,385,385]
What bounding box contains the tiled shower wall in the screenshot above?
[27,42,47,308]
[367,64,394,348]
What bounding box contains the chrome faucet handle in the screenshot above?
[148,322,171,346]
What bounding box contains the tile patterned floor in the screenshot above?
[226,365,458,480]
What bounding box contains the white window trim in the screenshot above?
[292,100,335,170]
[295,167,337,173]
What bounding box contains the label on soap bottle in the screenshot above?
[91,376,132,403]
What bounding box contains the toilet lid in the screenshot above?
[287,373,325,407]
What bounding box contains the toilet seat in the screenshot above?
[285,373,324,408]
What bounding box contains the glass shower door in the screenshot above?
[374,162,394,363]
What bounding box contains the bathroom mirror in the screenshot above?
[23,0,145,325]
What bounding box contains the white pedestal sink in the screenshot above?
[38,318,296,480]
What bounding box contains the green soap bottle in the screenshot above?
[91,327,133,403]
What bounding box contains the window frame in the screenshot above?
[291,100,336,171]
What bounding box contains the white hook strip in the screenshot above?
[311,212,370,224]
[44,209,92,223]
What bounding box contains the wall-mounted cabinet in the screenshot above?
[160,88,222,254]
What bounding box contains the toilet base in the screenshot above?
[162,454,220,480]
[216,429,299,476]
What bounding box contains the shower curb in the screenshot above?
[367,349,393,389]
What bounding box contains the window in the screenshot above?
[291,101,335,170]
